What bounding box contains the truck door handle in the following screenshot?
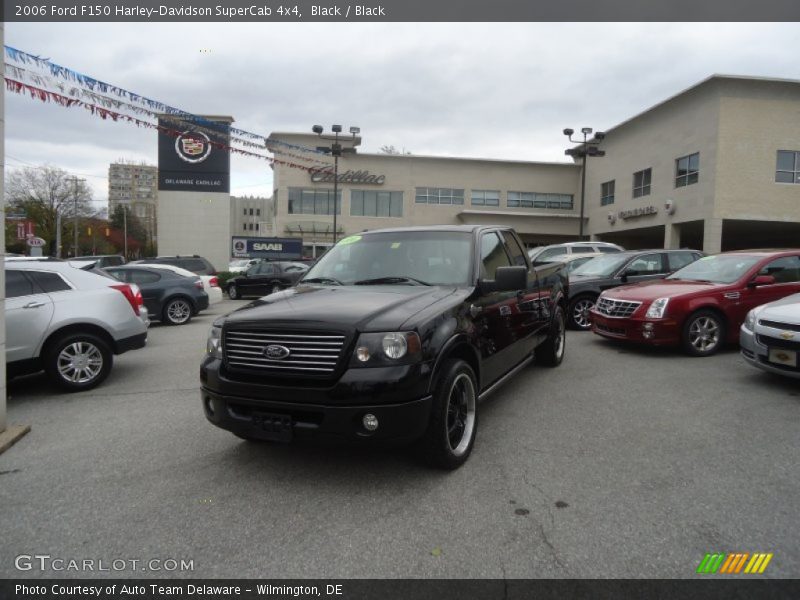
[23,301,46,309]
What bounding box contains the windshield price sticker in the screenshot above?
[339,235,362,245]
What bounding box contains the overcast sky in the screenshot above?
[4,22,800,209]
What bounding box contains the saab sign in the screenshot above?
[232,237,303,259]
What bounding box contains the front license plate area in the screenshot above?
[768,348,797,367]
[252,412,293,442]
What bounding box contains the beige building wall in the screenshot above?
[271,133,582,248]
[157,192,231,271]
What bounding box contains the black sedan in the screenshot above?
[105,265,210,326]
[225,261,309,299]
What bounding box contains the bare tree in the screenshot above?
[5,165,93,253]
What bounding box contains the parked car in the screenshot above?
[5,261,148,391]
[228,259,260,274]
[202,225,568,469]
[132,255,217,275]
[72,255,126,268]
[136,263,223,305]
[105,265,209,325]
[590,250,800,356]
[225,260,309,299]
[528,241,624,264]
[740,293,800,378]
[567,249,704,329]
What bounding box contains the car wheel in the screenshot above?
[682,310,725,356]
[417,359,478,470]
[568,295,596,330]
[269,283,282,295]
[44,333,113,392]
[163,297,193,326]
[228,285,239,300]
[535,304,566,367]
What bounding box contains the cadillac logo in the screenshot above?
[175,130,212,164]
[780,331,795,340]
[264,344,291,360]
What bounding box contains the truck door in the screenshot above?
[500,230,542,355]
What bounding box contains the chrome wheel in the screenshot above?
[166,299,192,324]
[269,284,281,295]
[688,316,720,352]
[572,298,594,329]
[554,310,566,360]
[57,342,104,384]
[228,285,238,299]
[446,373,476,457]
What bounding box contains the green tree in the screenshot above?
[4,165,93,256]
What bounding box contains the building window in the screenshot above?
[471,190,500,207]
[288,188,341,215]
[415,187,464,205]
[675,152,699,187]
[243,208,247,215]
[632,168,651,198]
[508,192,573,210]
[600,181,615,206]
[351,190,404,217]
[776,150,800,183]
[243,224,246,231]
[255,223,259,231]
[256,209,261,216]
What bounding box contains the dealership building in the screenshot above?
[268,75,800,257]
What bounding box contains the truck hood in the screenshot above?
[602,279,725,302]
[223,284,460,331]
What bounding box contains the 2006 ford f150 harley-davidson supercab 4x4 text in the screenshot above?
[201,226,567,469]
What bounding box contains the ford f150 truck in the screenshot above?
[201,225,568,469]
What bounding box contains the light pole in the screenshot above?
[312,124,359,245]
[564,128,606,241]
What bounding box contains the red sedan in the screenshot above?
[590,250,800,356]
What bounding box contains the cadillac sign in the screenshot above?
[310,166,385,185]
[619,206,658,220]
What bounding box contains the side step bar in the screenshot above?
[478,355,534,402]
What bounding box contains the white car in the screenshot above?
[228,259,259,274]
[741,292,800,379]
[5,261,148,391]
[528,242,624,264]
[136,263,223,305]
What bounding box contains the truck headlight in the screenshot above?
[206,324,223,358]
[645,297,670,319]
[744,309,757,331]
[350,332,422,367]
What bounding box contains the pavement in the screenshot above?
[1,298,798,579]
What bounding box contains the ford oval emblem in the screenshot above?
[264,344,291,360]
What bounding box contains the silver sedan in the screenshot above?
[740,292,800,379]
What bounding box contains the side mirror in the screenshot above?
[619,269,634,283]
[749,274,776,287]
[493,265,528,292]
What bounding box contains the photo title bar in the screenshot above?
[3,0,800,21]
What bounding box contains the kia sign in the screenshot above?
[232,237,303,260]
[158,116,231,193]
[25,236,46,247]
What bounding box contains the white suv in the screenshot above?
[5,261,149,392]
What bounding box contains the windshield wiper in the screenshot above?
[301,277,344,286]
[353,276,431,286]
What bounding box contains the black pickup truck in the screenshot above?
[201,225,568,469]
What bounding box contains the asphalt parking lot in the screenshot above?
[1,298,798,579]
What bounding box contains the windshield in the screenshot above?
[667,255,761,283]
[571,254,630,277]
[301,231,473,286]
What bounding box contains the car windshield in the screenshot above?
[571,254,630,277]
[666,255,762,283]
[301,231,473,286]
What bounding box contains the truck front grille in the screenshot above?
[224,330,347,374]
[595,297,642,318]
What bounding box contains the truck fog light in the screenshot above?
[356,346,371,362]
[362,413,379,431]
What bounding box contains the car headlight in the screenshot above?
[350,332,422,367]
[645,297,670,319]
[206,324,222,358]
[744,309,757,331]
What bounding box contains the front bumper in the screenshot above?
[740,325,800,379]
[590,311,681,346]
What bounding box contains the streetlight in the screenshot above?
[312,124,360,244]
[564,127,606,241]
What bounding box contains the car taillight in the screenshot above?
[194,279,204,290]
[209,277,219,288]
[111,283,141,316]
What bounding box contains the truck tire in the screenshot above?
[44,332,113,392]
[535,304,566,367]
[417,359,478,470]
